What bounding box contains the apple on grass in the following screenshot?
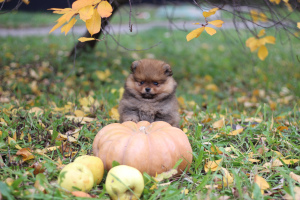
[58,162,94,192]
[74,155,104,185]
[105,165,144,200]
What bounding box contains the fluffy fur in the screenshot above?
[118,59,180,127]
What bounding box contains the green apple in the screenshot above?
[58,162,94,192]
[106,165,144,200]
[74,155,104,185]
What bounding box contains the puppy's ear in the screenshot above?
[163,64,173,76]
[131,61,140,73]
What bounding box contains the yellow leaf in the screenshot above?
[254,175,270,194]
[205,27,217,36]
[228,128,244,136]
[257,29,266,37]
[48,8,72,14]
[0,0,5,2]
[109,106,120,121]
[221,168,233,186]
[49,19,67,34]
[61,17,77,35]
[258,45,268,61]
[78,37,96,42]
[72,0,95,11]
[246,37,260,52]
[86,8,101,36]
[262,36,276,44]
[203,8,219,18]
[285,2,293,12]
[186,27,205,42]
[289,172,300,183]
[154,169,177,182]
[177,96,186,108]
[269,0,281,4]
[250,10,259,23]
[97,1,113,18]
[96,69,111,81]
[205,83,219,91]
[74,110,85,117]
[204,159,222,172]
[297,22,300,29]
[22,0,30,5]
[16,148,35,162]
[211,146,223,155]
[29,107,44,116]
[259,13,268,22]
[212,118,224,129]
[181,189,189,195]
[78,5,94,21]
[208,20,224,28]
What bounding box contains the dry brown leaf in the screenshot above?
[289,172,300,184]
[16,148,35,161]
[282,186,300,200]
[221,168,233,187]
[154,169,177,182]
[211,146,223,155]
[74,110,85,117]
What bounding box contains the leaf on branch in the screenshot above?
[203,8,219,18]
[97,1,113,18]
[61,17,77,35]
[258,45,268,61]
[78,37,96,42]
[269,0,281,4]
[208,20,224,28]
[72,0,95,11]
[205,27,217,36]
[86,8,101,36]
[22,0,30,5]
[260,13,268,22]
[250,10,259,23]
[257,29,266,37]
[246,37,260,52]
[186,27,205,41]
[78,5,94,21]
[48,8,72,14]
[261,36,276,44]
[49,19,67,33]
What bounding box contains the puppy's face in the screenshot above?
[126,59,176,100]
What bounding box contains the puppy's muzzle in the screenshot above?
[145,88,151,93]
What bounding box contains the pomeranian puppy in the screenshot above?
[118,59,180,127]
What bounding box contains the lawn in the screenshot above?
[0,20,300,199]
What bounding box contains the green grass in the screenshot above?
[0,26,299,199]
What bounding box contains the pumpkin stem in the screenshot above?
[139,126,147,134]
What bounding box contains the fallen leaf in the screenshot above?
[29,107,44,116]
[154,169,177,182]
[109,106,120,121]
[213,119,224,129]
[254,174,270,194]
[289,172,300,183]
[228,128,243,136]
[221,168,233,187]
[16,148,35,161]
[204,159,222,172]
[72,191,92,198]
[211,146,223,155]
[74,110,85,117]
[282,186,300,200]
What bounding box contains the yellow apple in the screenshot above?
[105,165,144,200]
[74,155,104,185]
[58,162,94,192]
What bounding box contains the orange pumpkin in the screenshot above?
[92,121,193,176]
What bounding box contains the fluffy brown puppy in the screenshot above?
[118,59,180,127]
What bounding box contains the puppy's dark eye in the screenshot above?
[140,81,144,85]
[153,82,159,86]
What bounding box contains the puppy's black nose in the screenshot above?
[145,88,151,92]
